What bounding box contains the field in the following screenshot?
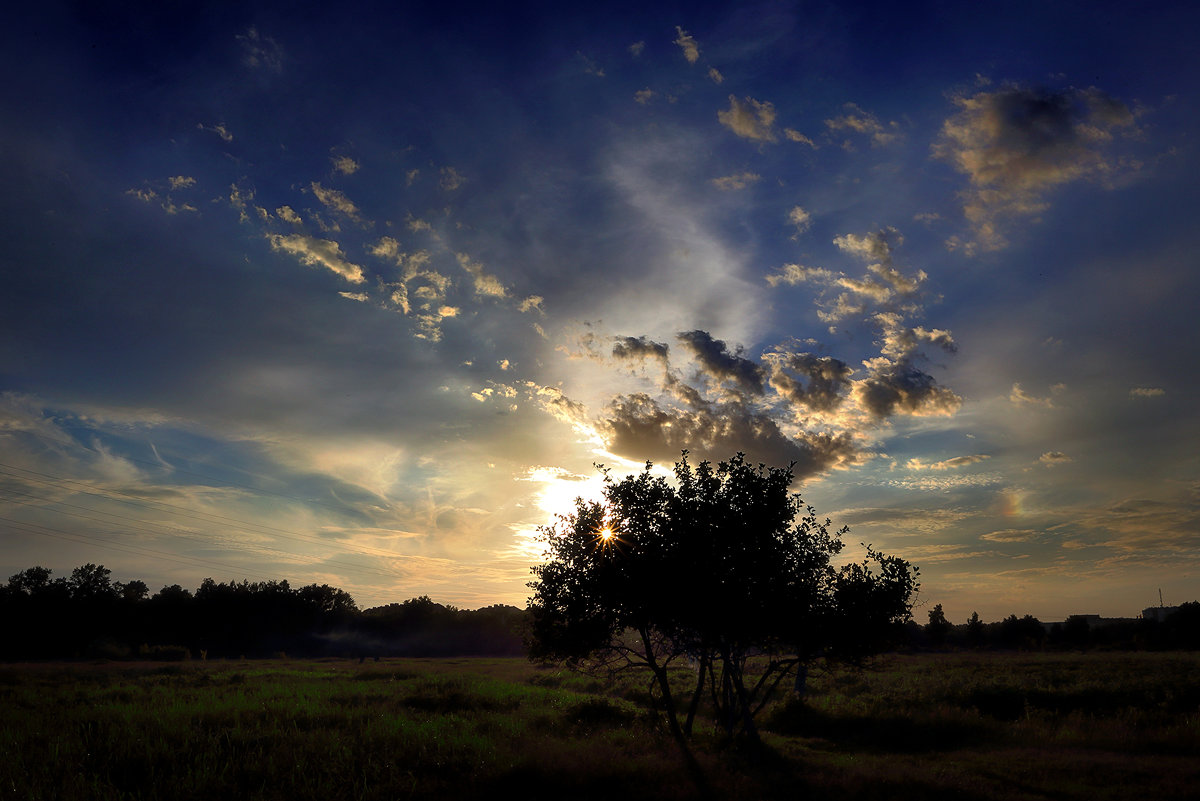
[2,651,1198,800]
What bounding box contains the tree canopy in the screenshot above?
[527,452,919,744]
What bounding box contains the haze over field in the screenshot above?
[2,1,1197,622]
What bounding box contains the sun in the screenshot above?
[595,526,618,548]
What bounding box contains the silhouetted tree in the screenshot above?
[527,452,919,745]
[68,563,117,601]
[966,611,984,648]
[995,614,1045,650]
[925,603,951,647]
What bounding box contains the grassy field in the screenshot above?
[1,651,1198,800]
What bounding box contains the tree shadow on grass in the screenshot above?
[764,698,995,753]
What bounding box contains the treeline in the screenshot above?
[912,603,1200,651]
[0,564,525,661]
[3,564,1197,661]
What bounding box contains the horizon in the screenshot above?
[2,1,1198,625]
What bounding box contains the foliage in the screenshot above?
[0,567,523,660]
[527,452,919,744]
[925,603,951,647]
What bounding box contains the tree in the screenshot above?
[966,610,984,647]
[68,563,117,601]
[926,603,951,646]
[527,452,919,745]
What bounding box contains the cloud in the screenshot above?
[331,155,360,175]
[161,199,198,215]
[784,129,816,147]
[518,296,544,314]
[599,393,855,478]
[677,330,765,396]
[266,233,365,283]
[834,227,901,263]
[237,27,283,73]
[855,357,961,419]
[1039,451,1072,466]
[1130,387,1165,398]
[440,167,466,191]
[276,206,302,225]
[762,349,853,412]
[980,529,1040,543]
[168,176,196,190]
[310,182,364,223]
[718,96,778,142]
[1010,383,1065,407]
[708,68,724,84]
[712,172,761,191]
[197,122,233,142]
[612,336,670,366]
[788,206,812,235]
[673,26,700,63]
[934,84,1138,251]
[456,253,509,299]
[907,454,991,470]
[766,263,834,287]
[576,51,605,77]
[824,103,901,147]
[629,41,645,57]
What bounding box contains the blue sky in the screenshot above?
[2,0,1197,621]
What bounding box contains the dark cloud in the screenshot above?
[677,330,765,396]
[935,84,1138,251]
[855,359,961,419]
[763,350,853,412]
[612,335,669,365]
[600,393,854,480]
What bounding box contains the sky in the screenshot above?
[2,0,1197,622]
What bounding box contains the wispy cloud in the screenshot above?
[310,183,365,224]
[711,172,761,190]
[719,96,777,142]
[673,26,700,64]
[331,155,360,175]
[236,27,284,73]
[266,233,365,283]
[908,454,992,471]
[825,102,901,148]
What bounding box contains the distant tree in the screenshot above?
[996,614,1045,650]
[527,452,919,745]
[925,603,952,647]
[116,579,150,603]
[6,566,54,595]
[298,583,358,616]
[966,611,984,648]
[68,563,117,601]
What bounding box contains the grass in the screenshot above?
[0,652,1197,800]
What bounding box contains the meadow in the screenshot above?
[1,651,1198,800]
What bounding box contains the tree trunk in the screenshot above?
[793,661,808,696]
[640,627,685,744]
[684,651,708,736]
